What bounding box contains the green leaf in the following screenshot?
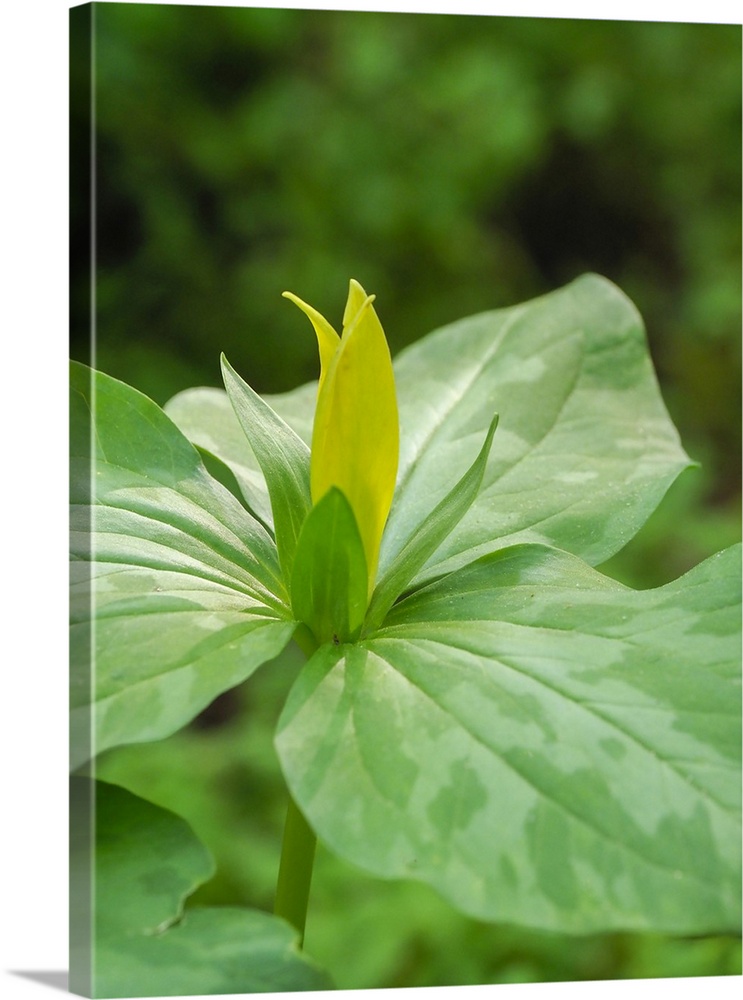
[70,362,296,768]
[380,273,692,582]
[276,544,741,934]
[365,415,498,633]
[291,488,368,645]
[221,354,313,579]
[71,779,331,996]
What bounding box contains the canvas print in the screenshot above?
[69,2,742,996]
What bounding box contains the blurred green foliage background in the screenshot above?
[75,1,741,989]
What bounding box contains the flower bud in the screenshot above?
[283,280,399,596]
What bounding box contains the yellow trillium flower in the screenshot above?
[283,280,399,596]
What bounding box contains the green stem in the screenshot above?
[273,624,319,946]
[274,794,317,946]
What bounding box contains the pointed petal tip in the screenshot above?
[343,279,375,330]
[342,294,378,340]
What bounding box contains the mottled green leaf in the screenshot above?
[291,488,368,645]
[221,354,312,579]
[71,779,331,997]
[380,273,692,581]
[70,362,296,768]
[277,544,741,934]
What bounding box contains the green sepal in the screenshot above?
[221,354,312,580]
[365,414,498,633]
[194,443,272,528]
[291,488,368,646]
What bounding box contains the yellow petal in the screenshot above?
[311,291,399,595]
[282,291,341,394]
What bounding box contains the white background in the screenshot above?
[1,0,740,998]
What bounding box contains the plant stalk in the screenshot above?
[274,625,320,946]
[274,794,317,946]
